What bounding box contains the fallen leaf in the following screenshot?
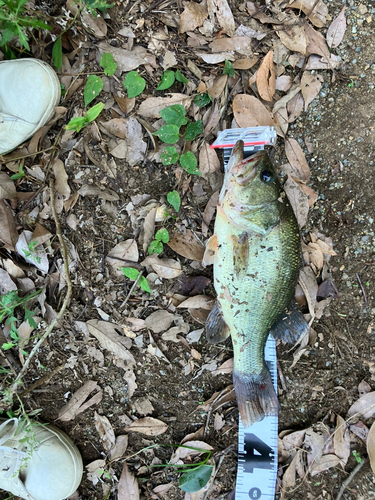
[105,117,147,166]
[186,328,205,343]
[348,391,375,420]
[285,138,310,182]
[303,242,323,273]
[299,183,318,208]
[199,385,236,412]
[311,454,341,476]
[298,266,318,319]
[326,7,347,49]
[94,412,115,453]
[118,462,140,500]
[172,275,211,296]
[275,16,307,55]
[272,85,301,115]
[179,0,208,34]
[282,452,298,489]
[196,52,235,64]
[106,240,139,276]
[207,75,228,99]
[214,413,225,431]
[58,380,103,421]
[153,484,173,495]
[232,94,275,128]
[137,94,192,119]
[301,72,323,111]
[16,230,49,273]
[256,50,275,102]
[141,254,183,279]
[209,36,252,55]
[78,185,119,201]
[109,435,129,461]
[124,417,168,436]
[167,229,205,261]
[284,177,310,228]
[334,415,350,466]
[52,158,71,200]
[274,106,288,137]
[233,56,259,69]
[202,190,220,236]
[287,92,304,123]
[358,380,372,396]
[368,421,375,474]
[212,358,233,376]
[304,428,324,468]
[145,310,176,333]
[131,397,154,416]
[141,207,156,254]
[86,319,136,366]
[177,295,215,310]
[276,75,292,92]
[181,427,205,444]
[350,421,369,443]
[86,459,106,486]
[306,54,341,70]
[0,269,17,294]
[97,42,148,72]
[305,23,330,60]
[203,101,221,136]
[0,172,16,201]
[288,0,328,28]
[209,0,235,35]
[114,95,135,114]
[81,11,107,38]
[170,441,213,464]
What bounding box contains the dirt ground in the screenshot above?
[2,0,375,499]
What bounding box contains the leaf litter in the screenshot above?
[0,0,353,497]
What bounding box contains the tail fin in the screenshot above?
[233,366,279,428]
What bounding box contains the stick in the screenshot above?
[356,273,368,309]
[120,270,144,309]
[5,179,72,404]
[335,459,365,500]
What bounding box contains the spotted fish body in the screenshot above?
[203,140,301,427]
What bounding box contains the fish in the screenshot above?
[203,140,302,428]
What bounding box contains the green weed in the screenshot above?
[65,102,104,132]
[121,267,151,293]
[148,228,169,255]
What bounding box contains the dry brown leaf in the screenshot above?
[78,185,119,202]
[256,50,275,102]
[58,380,103,421]
[141,207,156,254]
[306,54,341,70]
[199,385,236,412]
[124,417,168,436]
[287,92,304,123]
[303,242,324,272]
[114,95,135,114]
[285,138,310,182]
[212,357,234,376]
[131,397,154,416]
[179,0,208,34]
[311,454,341,476]
[97,42,148,72]
[209,36,252,55]
[334,415,350,466]
[301,72,323,111]
[208,0,235,35]
[106,240,139,276]
[316,239,337,256]
[196,52,235,64]
[109,435,128,461]
[299,182,318,208]
[202,190,219,236]
[16,230,49,273]
[118,462,140,500]
[181,426,205,444]
[203,102,221,136]
[170,441,213,464]
[274,106,288,137]
[144,310,175,333]
[167,229,205,261]
[358,380,372,396]
[305,24,330,60]
[368,421,375,474]
[233,56,259,69]
[350,421,369,443]
[276,75,292,92]
[326,7,347,49]
[0,201,18,251]
[0,269,17,295]
[207,75,228,99]
[348,392,375,420]
[284,177,310,228]
[232,94,275,128]
[0,172,16,201]
[81,12,107,38]
[153,484,173,495]
[52,158,71,201]
[298,266,318,319]
[177,295,215,310]
[141,254,183,279]
[304,428,324,468]
[282,452,298,489]
[275,17,307,55]
[94,412,115,453]
[288,0,328,28]
[138,94,191,119]
[86,320,136,366]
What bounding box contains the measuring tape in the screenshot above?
[211,127,279,499]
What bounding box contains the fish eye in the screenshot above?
[260,170,273,183]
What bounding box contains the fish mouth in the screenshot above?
[232,151,266,185]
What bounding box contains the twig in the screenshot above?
[277,360,288,392]
[120,270,144,309]
[356,273,368,309]
[335,459,366,500]
[18,365,64,397]
[5,179,72,403]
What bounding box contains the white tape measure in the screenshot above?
[212,127,279,499]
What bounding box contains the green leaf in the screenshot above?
[155,228,169,243]
[84,0,115,12]
[159,105,187,127]
[24,308,37,329]
[167,190,181,212]
[0,29,15,47]
[122,71,146,98]
[10,164,25,180]
[86,102,105,122]
[65,117,87,133]
[100,53,117,76]
[185,120,203,141]
[161,146,179,165]
[148,240,163,255]
[179,465,213,493]
[156,70,175,91]
[180,152,200,175]
[84,75,104,107]
[194,93,211,107]
[121,267,140,280]
[175,69,189,84]
[153,124,180,144]
[223,59,235,77]
[139,276,151,293]
[52,36,62,70]
[2,342,15,350]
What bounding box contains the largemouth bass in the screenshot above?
[203,140,301,428]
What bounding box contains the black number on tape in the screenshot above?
[249,487,262,498]
[242,433,274,473]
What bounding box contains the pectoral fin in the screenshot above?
[205,302,230,344]
[270,302,309,344]
[233,232,249,278]
[202,234,218,266]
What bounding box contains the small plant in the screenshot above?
[0,0,51,52]
[121,267,151,293]
[0,289,41,352]
[167,190,181,212]
[153,104,202,175]
[82,54,118,106]
[156,69,188,91]
[193,93,212,108]
[100,52,117,76]
[10,163,25,181]
[223,59,235,77]
[22,241,41,264]
[352,450,362,463]
[66,102,104,132]
[123,71,146,98]
[148,228,169,255]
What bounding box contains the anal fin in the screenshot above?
[270,301,309,344]
[205,302,230,344]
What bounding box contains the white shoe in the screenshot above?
[0,417,83,500]
[0,58,61,155]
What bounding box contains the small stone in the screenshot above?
[358,4,368,14]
